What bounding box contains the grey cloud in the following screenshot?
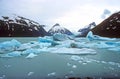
[101,9,111,19]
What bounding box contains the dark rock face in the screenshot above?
[76,22,96,37]
[0,16,49,37]
[48,23,73,35]
[91,11,120,38]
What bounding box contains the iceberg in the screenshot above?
[0,75,5,79]
[50,47,96,55]
[26,53,37,59]
[38,36,53,43]
[47,72,56,76]
[86,31,116,41]
[70,55,81,61]
[17,41,39,51]
[22,48,41,55]
[38,36,59,47]
[53,33,70,41]
[38,43,52,48]
[108,47,120,52]
[27,72,34,76]
[71,41,116,49]
[0,39,21,52]
[72,65,77,68]
[1,51,21,57]
[55,40,75,48]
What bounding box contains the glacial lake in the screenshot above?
[0,37,120,79]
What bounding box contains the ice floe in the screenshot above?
[87,31,116,41]
[17,41,39,51]
[22,48,41,55]
[53,33,70,41]
[47,72,56,76]
[72,65,77,68]
[27,72,34,76]
[50,47,96,55]
[70,55,81,61]
[1,51,21,57]
[0,39,21,52]
[26,53,37,59]
[0,75,5,79]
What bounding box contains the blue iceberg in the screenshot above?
[1,51,21,57]
[53,33,70,41]
[26,53,37,59]
[38,36,59,47]
[86,31,116,41]
[17,41,39,51]
[0,39,21,53]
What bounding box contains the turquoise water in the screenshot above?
[0,37,120,79]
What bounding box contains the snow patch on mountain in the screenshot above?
[48,23,73,35]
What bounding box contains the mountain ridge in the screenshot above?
[0,15,49,37]
[91,11,120,38]
[48,23,73,35]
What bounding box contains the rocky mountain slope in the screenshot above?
[0,15,49,37]
[76,22,96,37]
[91,11,120,38]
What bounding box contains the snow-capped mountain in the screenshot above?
[92,11,120,38]
[0,15,49,37]
[76,22,96,37]
[48,23,73,35]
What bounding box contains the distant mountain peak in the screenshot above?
[48,23,73,35]
[76,22,96,37]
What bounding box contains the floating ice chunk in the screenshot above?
[28,72,34,76]
[67,63,71,66]
[26,53,37,59]
[82,62,87,65]
[106,41,120,46]
[51,48,96,55]
[86,31,116,41]
[7,51,21,57]
[38,36,53,43]
[39,43,52,48]
[108,47,120,51]
[0,75,5,79]
[109,67,114,70]
[4,65,11,68]
[22,48,41,55]
[94,42,115,48]
[1,51,21,57]
[108,62,116,65]
[101,61,107,64]
[56,40,75,48]
[0,39,21,52]
[71,55,80,61]
[75,41,116,49]
[72,65,77,68]
[53,33,69,41]
[38,36,59,47]
[69,71,74,74]
[47,72,56,76]
[17,41,39,51]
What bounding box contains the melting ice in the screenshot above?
[0,31,120,58]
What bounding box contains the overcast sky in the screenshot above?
[0,0,119,31]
